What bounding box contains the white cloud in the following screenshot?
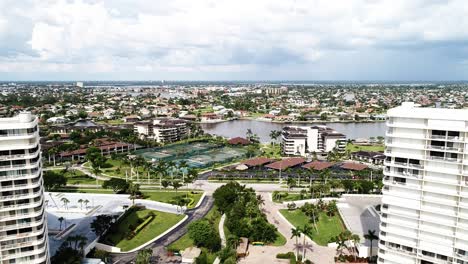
[0,0,468,79]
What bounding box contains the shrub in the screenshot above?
[188,220,221,252]
[218,247,236,262]
[134,216,154,234]
[187,198,195,207]
[276,252,295,259]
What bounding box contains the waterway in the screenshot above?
[201,119,386,143]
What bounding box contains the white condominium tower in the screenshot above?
[0,113,49,264]
[379,102,468,264]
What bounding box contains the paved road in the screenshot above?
[193,179,303,194]
[110,196,214,264]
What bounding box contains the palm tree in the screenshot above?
[58,216,64,230]
[172,181,182,193]
[336,239,347,257]
[155,161,167,186]
[364,229,379,260]
[128,182,140,206]
[329,179,342,193]
[291,227,302,261]
[350,233,361,261]
[178,160,188,181]
[256,194,265,208]
[48,147,58,166]
[353,181,363,194]
[301,224,313,261]
[136,248,152,264]
[246,129,253,141]
[167,160,176,180]
[78,239,87,254]
[269,130,281,145]
[287,177,295,191]
[60,197,70,210]
[319,169,331,185]
[78,199,84,210]
[83,199,89,209]
[227,234,240,249]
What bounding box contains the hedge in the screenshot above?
[134,215,154,234]
[276,252,295,259]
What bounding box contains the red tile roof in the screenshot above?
[228,137,251,145]
[242,157,273,167]
[302,161,334,171]
[265,157,306,170]
[340,162,368,171]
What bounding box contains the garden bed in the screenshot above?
[100,207,184,251]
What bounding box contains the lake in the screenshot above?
[201,119,386,142]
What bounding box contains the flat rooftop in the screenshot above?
[388,102,468,121]
[337,195,381,246]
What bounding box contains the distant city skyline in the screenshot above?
[1,0,468,81]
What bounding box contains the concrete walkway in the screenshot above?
[238,193,335,264]
[219,214,227,247]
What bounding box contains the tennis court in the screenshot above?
[136,142,248,168]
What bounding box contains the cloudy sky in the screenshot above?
[1,0,468,81]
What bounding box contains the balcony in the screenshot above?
[1,246,48,261]
[0,161,41,171]
[0,235,46,250]
[0,180,42,192]
[0,148,40,161]
[0,190,42,202]
[0,207,44,222]
[0,196,43,212]
[0,215,45,232]
[420,204,457,217]
[0,224,46,242]
[0,171,41,182]
[428,156,461,164]
[428,135,465,142]
[0,130,38,139]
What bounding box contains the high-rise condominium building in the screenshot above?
[134,118,189,143]
[0,113,49,264]
[281,125,346,156]
[379,102,468,264]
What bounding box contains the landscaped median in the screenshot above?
[98,206,186,252]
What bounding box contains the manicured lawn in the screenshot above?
[48,169,97,185]
[63,170,97,185]
[346,143,384,152]
[103,208,184,251]
[100,159,147,179]
[144,191,203,208]
[168,232,194,252]
[280,209,345,246]
[271,231,287,246]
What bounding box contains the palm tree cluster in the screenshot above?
[118,154,199,188]
[331,230,362,262]
[300,200,338,231]
[291,224,313,262]
[65,234,88,254]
